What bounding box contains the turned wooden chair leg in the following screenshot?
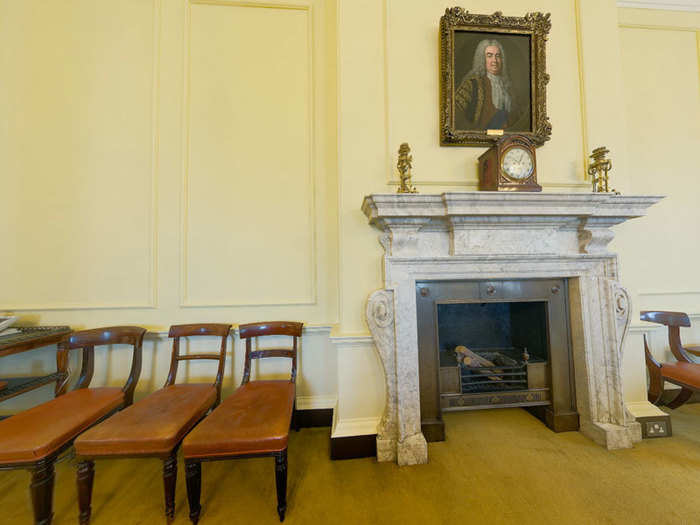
[185,460,202,524]
[77,460,95,525]
[163,452,177,522]
[30,459,55,525]
[275,450,287,522]
[667,387,694,409]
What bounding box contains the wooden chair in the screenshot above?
[642,310,700,408]
[73,323,231,524]
[0,326,146,525]
[182,321,303,524]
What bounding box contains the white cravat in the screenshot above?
[487,72,512,112]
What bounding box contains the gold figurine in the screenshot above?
[587,146,616,193]
[397,143,417,194]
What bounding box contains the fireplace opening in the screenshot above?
[416,279,579,442]
[437,301,550,407]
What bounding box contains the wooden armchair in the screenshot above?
[73,323,231,524]
[642,310,700,408]
[182,321,303,524]
[0,326,146,525]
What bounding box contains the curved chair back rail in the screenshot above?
[641,310,699,409]
[1,326,146,525]
[168,323,232,338]
[239,321,303,339]
[640,310,691,327]
[57,326,146,405]
[641,310,694,363]
[73,323,232,524]
[165,323,232,404]
[182,321,304,524]
[239,321,303,385]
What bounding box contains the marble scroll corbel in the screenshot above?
[575,276,641,449]
[366,289,399,462]
[613,283,632,363]
[366,289,428,465]
[613,283,642,434]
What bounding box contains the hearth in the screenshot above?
[363,192,662,465]
[416,278,577,441]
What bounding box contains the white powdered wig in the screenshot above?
[467,39,514,111]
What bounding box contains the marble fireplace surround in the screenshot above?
[362,192,663,466]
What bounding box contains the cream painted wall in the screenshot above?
[185,5,315,306]
[330,336,384,438]
[1,0,156,310]
[384,1,586,188]
[333,0,699,435]
[338,0,593,337]
[614,7,700,400]
[613,7,700,308]
[1,0,338,325]
[334,0,622,433]
[2,0,699,437]
[0,0,338,412]
[613,9,700,400]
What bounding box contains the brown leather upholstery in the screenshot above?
[0,388,124,464]
[661,362,700,388]
[183,381,295,459]
[684,344,700,357]
[76,384,217,457]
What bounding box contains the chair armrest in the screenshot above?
[640,311,691,327]
[640,311,694,364]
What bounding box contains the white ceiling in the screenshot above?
[617,0,700,11]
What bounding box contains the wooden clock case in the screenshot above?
[477,134,542,192]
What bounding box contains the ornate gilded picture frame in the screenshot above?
[439,8,552,147]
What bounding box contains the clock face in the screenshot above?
[501,147,534,181]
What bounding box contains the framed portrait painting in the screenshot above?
[439,8,552,147]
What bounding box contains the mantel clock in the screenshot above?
[477,134,541,192]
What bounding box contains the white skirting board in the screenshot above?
[295,395,337,410]
[331,416,381,439]
[625,400,669,418]
[329,334,385,439]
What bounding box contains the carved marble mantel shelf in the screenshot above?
[362,192,663,466]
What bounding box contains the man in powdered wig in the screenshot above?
[455,39,523,131]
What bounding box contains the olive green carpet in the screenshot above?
[3,405,700,524]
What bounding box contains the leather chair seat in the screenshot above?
[183,380,295,459]
[76,384,217,458]
[661,361,700,388]
[0,388,124,464]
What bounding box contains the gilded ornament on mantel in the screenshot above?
[396,143,417,194]
[587,146,618,193]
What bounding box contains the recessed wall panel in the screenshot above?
[185,3,314,306]
[618,27,700,294]
[0,0,155,308]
